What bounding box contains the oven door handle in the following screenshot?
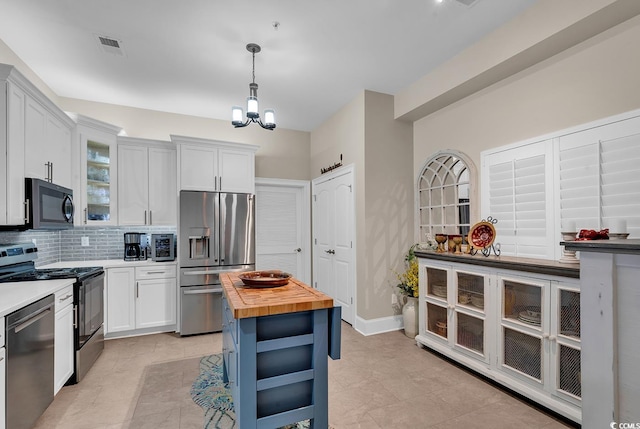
[73,304,78,328]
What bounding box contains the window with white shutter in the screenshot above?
[558,115,640,238]
[430,110,640,262]
[482,140,554,259]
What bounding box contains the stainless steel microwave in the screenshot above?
[24,178,74,230]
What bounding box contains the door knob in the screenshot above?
[325,249,335,254]
[295,248,302,253]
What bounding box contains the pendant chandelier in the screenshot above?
[231,43,276,130]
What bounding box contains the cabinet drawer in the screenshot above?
[0,317,4,347]
[55,285,74,312]
[222,297,238,343]
[135,264,177,280]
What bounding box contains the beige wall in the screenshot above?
[310,91,413,321]
[413,14,640,223]
[362,91,413,320]
[60,98,311,180]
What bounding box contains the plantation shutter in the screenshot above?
[558,115,640,237]
[482,140,554,259]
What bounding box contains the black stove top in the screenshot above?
[0,242,104,283]
[0,266,104,283]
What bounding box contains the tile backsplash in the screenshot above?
[0,226,176,267]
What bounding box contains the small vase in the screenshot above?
[402,296,418,338]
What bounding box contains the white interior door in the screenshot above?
[255,178,311,284]
[312,166,355,325]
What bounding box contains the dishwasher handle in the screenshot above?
[183,288,223,295]
[10,304,54,333]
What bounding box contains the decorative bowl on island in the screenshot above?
[238,270,292,287]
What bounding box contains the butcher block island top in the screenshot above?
[220,271,334,319]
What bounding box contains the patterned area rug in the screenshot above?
[190,354,310,429]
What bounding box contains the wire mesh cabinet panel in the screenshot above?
[498,274,581,405]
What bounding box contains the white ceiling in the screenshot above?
[0,0,537,132]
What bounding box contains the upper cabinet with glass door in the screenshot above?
[69,114,122,226]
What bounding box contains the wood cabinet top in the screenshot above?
[562,238,640,256]
[415,250,580,279]
[221,272,334,319]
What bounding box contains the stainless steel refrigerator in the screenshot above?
[179,190,255,335]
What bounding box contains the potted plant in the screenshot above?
[396,244,419,338]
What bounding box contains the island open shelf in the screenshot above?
[220,272,341,429]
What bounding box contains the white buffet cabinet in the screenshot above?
[105,263,177,338]
[416,252,581,423]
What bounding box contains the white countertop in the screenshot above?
[1,260,176,319]
[41,259,177,269]
[0,278,74,318]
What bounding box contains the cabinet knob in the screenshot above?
[295,248,302,253]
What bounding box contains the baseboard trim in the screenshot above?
[354,315,403,336]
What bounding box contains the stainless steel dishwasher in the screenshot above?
[6,294,55,429]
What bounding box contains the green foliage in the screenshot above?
[395,244,419,298]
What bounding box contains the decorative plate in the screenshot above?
[518,311,541,326]
[238,270,292,287]
[468,221,496,249]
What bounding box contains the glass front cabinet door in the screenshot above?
[73,115,121,226]
[421,262,490,364]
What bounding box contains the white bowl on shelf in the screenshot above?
[431,284,447,298]
[471,295,484,309]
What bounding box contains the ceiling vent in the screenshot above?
[455,0,480,6]
[94,34,126,56]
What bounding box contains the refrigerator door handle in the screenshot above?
[183,269,226,276]
[183,288,223,295]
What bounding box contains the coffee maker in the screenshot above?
[124,232,143,261]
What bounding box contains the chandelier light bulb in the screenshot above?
[232,106,244,125]
[264,109,275,127]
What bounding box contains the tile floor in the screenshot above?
[33,324,578,429]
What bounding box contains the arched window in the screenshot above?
[417,151,476,242]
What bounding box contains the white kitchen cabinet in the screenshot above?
[105,267,136,333]
[416,254,581,423]
[0,346,5,429]
[105,264,177,337]
[1,64,73,226]
[135,265,177,329]
[0,77,26,226]
[117,138,177,226]
[54,285,74,395]
[70,114,122,226]
[172,135,258,194]
[1,316,5,429]
[24,96,73,188]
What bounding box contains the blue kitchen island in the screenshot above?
[221,271,341,429]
